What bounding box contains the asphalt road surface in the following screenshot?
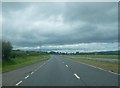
[3,55,119,86]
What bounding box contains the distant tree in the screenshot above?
[76,51,80,55]
[2,41,13,60]
[49,51,56,54]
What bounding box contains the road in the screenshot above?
[3,55,118,86]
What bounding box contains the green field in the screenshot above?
[71,58,118,73]
[66,55,119,59]
[83,55,119,59]
[2,55,50,72]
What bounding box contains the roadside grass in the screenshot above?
[0,66,1,72]
[66,55,119,59]
[83,55,119,59]
[2,55,50,72]
[71,58,119,73]
[0,61,2,72]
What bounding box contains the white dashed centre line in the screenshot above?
[25,75,29,79]
[74,73,80,79]
[66,65,68,67]
[16,81,22,86]
[34,69,37,72]
[31,72,34,74]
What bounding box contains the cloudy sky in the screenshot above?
[2,2,118,52]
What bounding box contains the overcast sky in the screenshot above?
[2,2,118,52]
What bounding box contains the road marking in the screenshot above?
[108,70,120,75]
[16,81,22,86]
[89,65,96,68]
[74,73,80,79]
[66,65,68,67]
[97,67,107,71]
[67,58,120,75]
[31,72,34,74]
[25,75,29,79]
[62,62,64,63]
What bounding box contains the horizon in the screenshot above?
[2,2,118,52]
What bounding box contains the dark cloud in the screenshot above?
[63,2,117,24]
[2,2,118,51]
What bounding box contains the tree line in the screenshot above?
[2,41,119,61]
[2,41,46,61]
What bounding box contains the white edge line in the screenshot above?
[89,65,96,68]
[97,67,107,71]
[16,81,22,86]
[81,61,120,75]
[74,73,80,79]
[67,58,120,75]
[108,70,120,75]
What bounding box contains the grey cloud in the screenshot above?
[2,2,118,49]
[3,2,65,21]
[63,2,117,24]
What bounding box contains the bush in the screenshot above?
[2,41,13,60]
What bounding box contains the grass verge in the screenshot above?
[0,62,2,72]
[84,55,119,59]
[0,66,1,72]
[71,58,119,73]
[2,55,50,72]
[64,55,119,59]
